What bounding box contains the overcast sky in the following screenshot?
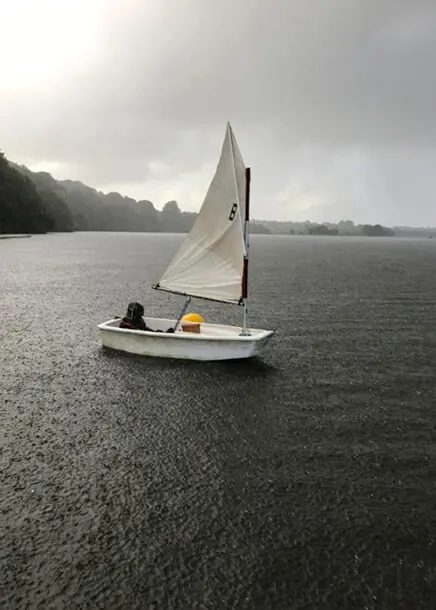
[1,0,435,225]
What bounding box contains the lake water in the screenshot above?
[1,232,436,609]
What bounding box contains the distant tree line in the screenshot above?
[290,222,395,237]
[0,152,275,235]
[0,151,433,237]
[307,224,338,235]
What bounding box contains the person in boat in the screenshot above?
[119,302,174,333]
[119,302,149,331]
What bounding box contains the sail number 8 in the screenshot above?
[228,203,238,221]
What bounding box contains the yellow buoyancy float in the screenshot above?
[182,313,205,323]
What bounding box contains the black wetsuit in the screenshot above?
[118,301,174,333]
[119,317,148,330]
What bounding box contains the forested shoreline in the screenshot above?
[1,151,433,238]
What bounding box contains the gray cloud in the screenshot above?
[1,0,435,224]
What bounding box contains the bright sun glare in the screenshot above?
[0,0,104,91]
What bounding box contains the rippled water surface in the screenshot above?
[1,232,436,609]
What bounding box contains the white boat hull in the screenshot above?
[97,317,274,361]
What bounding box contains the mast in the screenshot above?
[241,167,251,335]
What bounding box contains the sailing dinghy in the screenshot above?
[98,122,275,361]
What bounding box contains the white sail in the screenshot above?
[155,122,247,304]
